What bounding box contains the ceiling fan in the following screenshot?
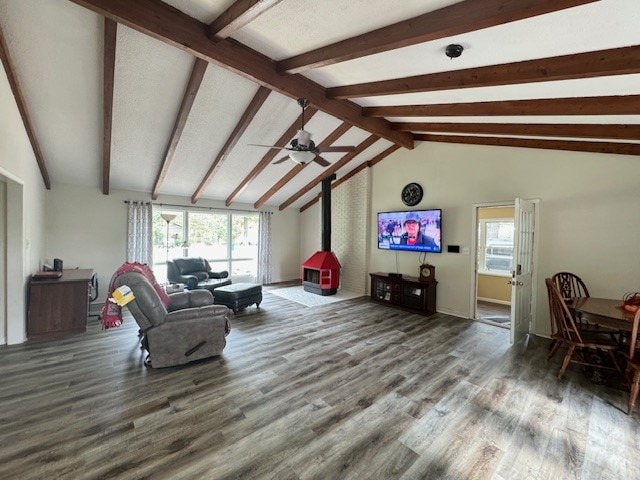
[249,98,355,167]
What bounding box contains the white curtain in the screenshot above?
[257,211,272,284]
[126,201,153,265]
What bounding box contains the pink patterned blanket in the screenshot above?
[100,262,169,329]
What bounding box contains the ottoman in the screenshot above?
[213,283,262,314]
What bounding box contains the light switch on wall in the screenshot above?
[461,247,470,254]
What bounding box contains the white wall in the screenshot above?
[0,62,47,344]
[331,169,370,294]
[370,140,640,336]
[300,202,321,267]
[270,206,301,282]
[44,185,302,301]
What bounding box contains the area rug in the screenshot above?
[268,286,364,307]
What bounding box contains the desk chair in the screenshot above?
[88,273,100,318]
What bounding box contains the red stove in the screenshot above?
[302,251,341,295]
[301,174,341,295]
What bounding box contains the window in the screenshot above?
[152,208,258,282]
[478,218,514,275]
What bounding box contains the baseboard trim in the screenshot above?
[435,308,469,320]
[264,279,300,286]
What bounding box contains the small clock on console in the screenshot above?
[419,264,436,283]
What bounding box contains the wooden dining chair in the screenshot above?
[552,272,590,301]
[548,272,590,356]
[551,271,620,343]
[623,307,640,414]
[545,278,621,379]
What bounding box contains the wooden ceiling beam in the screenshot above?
[328,45,640,99]
[278,0,596,74]
[393,123,640,140]
[208,0,283,40]
[299,144,401,212]
[279,135,378,211]
[152,58,208,200]
[299,193,321,213]
[414,134,640,156]
[191,86,271,204]
[364,95,640,117]
[253,122,352,208]
[68,0,412,149]
[102,19,117,195]
[0,23,51,189]
[225,107,318,206]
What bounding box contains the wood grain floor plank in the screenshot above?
[1,292,638,479]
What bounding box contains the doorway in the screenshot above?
[473,204,515,330]
[0,169,25,345]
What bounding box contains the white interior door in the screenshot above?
[510,198,536,344]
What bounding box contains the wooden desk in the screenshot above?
[572,297,637,332]
[28,268,93,338]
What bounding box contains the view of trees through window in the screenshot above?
[152,209,258,282]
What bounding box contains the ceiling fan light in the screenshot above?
[289,150,316,165]
[294,129,312,148]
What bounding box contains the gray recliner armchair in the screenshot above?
[113,271,230,368]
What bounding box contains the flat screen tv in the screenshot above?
[377,209,442,253]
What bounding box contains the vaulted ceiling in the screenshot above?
[1,0,638,211]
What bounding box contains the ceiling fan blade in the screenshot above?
[313,156,331,167]
[317,145,356,153]
[272,155,290,164]
[248,143,289,150]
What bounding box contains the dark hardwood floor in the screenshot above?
[1,291,639,479]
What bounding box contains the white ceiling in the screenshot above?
[1,0,639,209]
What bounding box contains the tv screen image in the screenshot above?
[378,209,442,253]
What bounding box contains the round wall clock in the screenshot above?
[401,182,423,206]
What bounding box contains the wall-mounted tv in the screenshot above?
[377,209,442,253]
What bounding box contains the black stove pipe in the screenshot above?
[321,174,336,252]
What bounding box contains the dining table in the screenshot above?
[572,297,639,333]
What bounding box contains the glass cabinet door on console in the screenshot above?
[403,285,425,310]
[372,276,401,303]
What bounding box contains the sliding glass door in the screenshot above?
[152,208,258,283]
[231,214,259,281]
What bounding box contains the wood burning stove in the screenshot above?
[301,174,341,295]
[302,251,341,295]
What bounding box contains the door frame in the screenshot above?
[0,167,25,345]
[470,200,540,337]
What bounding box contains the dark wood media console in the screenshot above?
[369,272,437,316]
